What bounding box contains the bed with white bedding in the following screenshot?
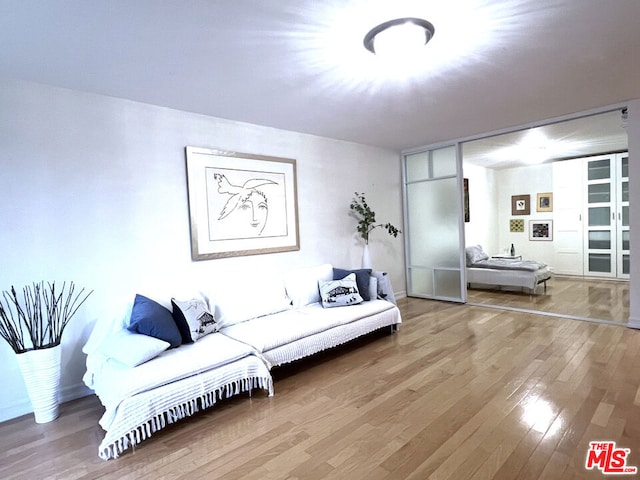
[465,245,552,293]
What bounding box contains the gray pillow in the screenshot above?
[465,245,489,266]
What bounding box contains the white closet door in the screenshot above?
[552,159,584,275]
[617,153,630,278]
[584,155,617,278]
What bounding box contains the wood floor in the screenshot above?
[2,297,640,479]
[467,276,630,325]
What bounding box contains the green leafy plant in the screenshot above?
[350,192,401,245]
[0,281,93,353]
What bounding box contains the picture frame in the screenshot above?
[511,194,530,215]
[510,219,525,233]
[185,146,300,260]
[529,220,553,241]
[463,178,470,223]
[536,192,553,212]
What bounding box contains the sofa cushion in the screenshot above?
[333,268,372,301]
[172,298,217,342]
[127,294,182,348]
[98,329,170,368]
[319,273,364,308]
[283,263,333,308]
[220,300,398,355]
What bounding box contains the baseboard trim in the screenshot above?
[0,382,93,423]
[628,317,640,329]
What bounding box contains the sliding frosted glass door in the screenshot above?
[403,145,465,301]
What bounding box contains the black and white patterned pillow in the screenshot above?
[171,298,217,342]
[318,273,363,308]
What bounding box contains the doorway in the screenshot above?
[461,109,629,324]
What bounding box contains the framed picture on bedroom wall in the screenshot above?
[529,220,553,241]
[536,192,553,212]
[185,146,300,260]
[511,194,530,215]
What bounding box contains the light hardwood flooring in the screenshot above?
[467,276,630,325]
[2,297,640,479]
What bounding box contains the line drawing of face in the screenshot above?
[213,173,276,237]
[237,190,268,234]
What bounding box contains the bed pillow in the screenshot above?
[372,271,396,305]
[171,297,217,342]
[127,294,182,348]
[208,278,291,328]
[99,329,170,368]
[319,273,363,308]
[332,268,372,301]
[283,263,333,307]
[465,245,489,266]
[368,276,378,302]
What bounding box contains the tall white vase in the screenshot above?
[361,244,372,269]
[16,346,62,423]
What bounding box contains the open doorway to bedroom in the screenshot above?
[462,109,630,325]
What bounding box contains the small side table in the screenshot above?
[491,254,522,260]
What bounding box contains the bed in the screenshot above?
[465,245,552,293]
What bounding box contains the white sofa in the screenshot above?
[82,264,401,460]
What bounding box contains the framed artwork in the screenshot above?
[510,219,525,232]
[529,220,553,241]
[185,146,300,260]
[511,194,530,215]
[536,192,553,212]
[463,178,470,222]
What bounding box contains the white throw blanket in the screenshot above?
[87,333,273,460]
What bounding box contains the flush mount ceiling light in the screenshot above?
[363,17,435,55]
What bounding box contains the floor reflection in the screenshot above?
[466,276,629,325]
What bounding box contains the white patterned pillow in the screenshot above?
[318,273,363,308]
[171,298,217,342]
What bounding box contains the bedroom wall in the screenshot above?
[462,163,499,254]
[0,79,405,422]
[496,164,554,264]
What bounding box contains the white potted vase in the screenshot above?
[0,281,92,423]
[16,345,62,423]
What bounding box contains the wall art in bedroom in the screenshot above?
[511,194,530,215]
[510,219,525,232]
[529,220,553,241]
[185,146,300,259]
[464,178,470,222]
[536,192,553,212]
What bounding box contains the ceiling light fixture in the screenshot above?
[363,17,435,55]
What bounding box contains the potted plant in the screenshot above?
[0,281,92,423]
[350,192,401,267]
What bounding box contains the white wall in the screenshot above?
[463,164,498,253]
[0,79,405,421]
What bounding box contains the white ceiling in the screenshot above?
[1,0,639,152]
[462,109,628,169]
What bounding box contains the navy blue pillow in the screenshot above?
[333,268,372,301]
[127,294,182,348]
[171,299,194,344]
